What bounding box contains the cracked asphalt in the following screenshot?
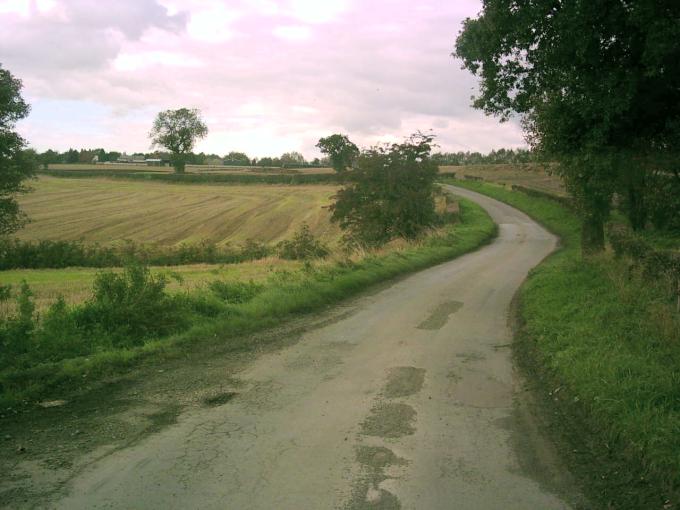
[48,185,583,509]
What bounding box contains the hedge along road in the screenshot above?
[52,186,583,510]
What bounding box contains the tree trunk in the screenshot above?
[627,180,647,230]
[581,212,605,255]
[172,154,186,174]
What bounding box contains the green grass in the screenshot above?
[0,197,497,407]
[0,259,302,316]
[447,178,680,509]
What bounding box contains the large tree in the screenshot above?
[316,134,359,173]
[0,64,35,236]
[455,0,680,253]
[149,108,208,173]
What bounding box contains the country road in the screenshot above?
[50,186,582,509]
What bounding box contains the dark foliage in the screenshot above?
[316,134,359,173]
[0,64,36,235]
[455,1,680,253]
[331,133,439,246]
[0,238,275,270]
[276,224,329,260]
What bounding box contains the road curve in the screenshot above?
[54,186,578,509]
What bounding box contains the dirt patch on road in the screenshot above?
[417,300,463,330]
[382,367,425,399]
[360,403,417,438]
[344,446,408,510]
[203,392,238,407]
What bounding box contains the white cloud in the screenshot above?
[273,25,311,41]
[287,0,349,23]
[113,51,203,71]
[187,4,239,42]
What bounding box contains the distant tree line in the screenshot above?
[431,148,538,166]
[33,147,328,169]
[34,146,539,169]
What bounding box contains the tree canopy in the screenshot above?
[455,0,680,252]
[316,134,359,173]
[149,108,208,173]
[331,133,439,246]
[0,64,35,236]
[223,151,251,166]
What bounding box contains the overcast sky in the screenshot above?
[1,0,526,158]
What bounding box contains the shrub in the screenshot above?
[74,265,188,346]
[0,282,36,370]
[241,239,271,260]
[277,224,329,260]
[0,237,276,270]
[331,133,439,246]
[35,297,84,362]
[607,223,680,308]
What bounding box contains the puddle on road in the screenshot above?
[417,300,463,330]
[383,367,425,399]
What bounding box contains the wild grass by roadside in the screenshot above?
[446,178,680,510]
[0,197,496,408]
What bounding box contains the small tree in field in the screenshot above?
[331,133,439,246]
[149,108,208,173]
[0,64,36,236]
[316,134,359,173]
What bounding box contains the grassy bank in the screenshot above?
[0,197,496,408]
[447,179,680,509]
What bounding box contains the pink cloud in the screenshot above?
[3,0,525,157]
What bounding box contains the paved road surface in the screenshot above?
[54,185,580,509]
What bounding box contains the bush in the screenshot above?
[607,222,680,300]
[0,283,37,371]
[74,265,187,346]
[0,237,275,270]
[277,224,329,260]
[331,133,439,246]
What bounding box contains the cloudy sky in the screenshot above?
[1,0,525,158]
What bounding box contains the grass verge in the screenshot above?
[446,178,680,510]
[0,197,497,408]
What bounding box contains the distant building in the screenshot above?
[145,159,163,166]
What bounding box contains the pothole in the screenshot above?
[360,403,417,438]
[383,367,425,399]
[417,300,463,330]
[203,392,238,407]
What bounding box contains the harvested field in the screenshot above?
[440,163,565,196]
[47,163,335,175]
[16,176,340,246]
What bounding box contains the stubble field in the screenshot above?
[16,176,340,246]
